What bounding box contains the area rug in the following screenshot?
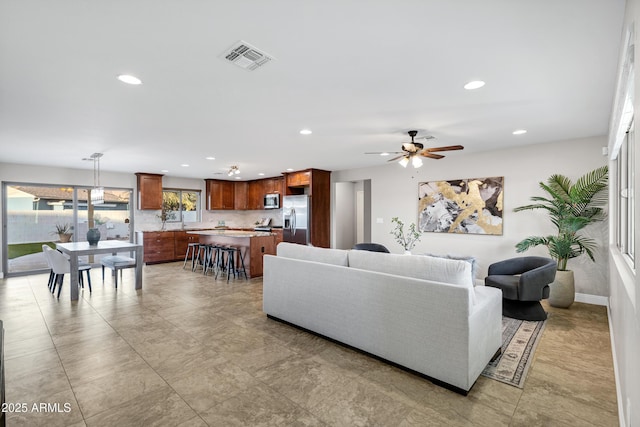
[481,316,546,388]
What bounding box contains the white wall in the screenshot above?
[332,136,609,296]
[334,182,357,249]
[608,0,640,425]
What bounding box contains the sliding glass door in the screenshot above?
[3,183,133,276]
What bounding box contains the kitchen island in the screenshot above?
[187,230,277,278]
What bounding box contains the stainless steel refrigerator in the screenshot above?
[283,195,310,245]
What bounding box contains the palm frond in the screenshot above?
[513,166,608,269]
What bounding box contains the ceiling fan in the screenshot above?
[366,130,464,168]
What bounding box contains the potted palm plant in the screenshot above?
[513,165,608,308]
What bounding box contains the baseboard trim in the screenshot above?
[607,305,626,427]
[574,293,609,306]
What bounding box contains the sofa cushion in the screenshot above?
[277,242,349,266]
[348,250,476,304]
[422,253,478,281]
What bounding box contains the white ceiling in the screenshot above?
[0,1,626,181]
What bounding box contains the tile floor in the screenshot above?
[0,262,618,426]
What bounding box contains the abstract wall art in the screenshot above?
[418,176,504,235]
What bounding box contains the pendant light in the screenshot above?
[90,153,104,205]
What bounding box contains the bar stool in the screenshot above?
[215,246,247,282]
[203,245,221,276]
[193,244,209,272]
[183,242,199,270]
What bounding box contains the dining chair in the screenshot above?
[47,247,92,298]
[41,244,56,290]
[101,255,136,289]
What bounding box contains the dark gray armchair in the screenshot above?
[352,243,390,253]
[485,256,557,321]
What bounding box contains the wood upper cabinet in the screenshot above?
[283,168,331,247]
[135,173,163,210]
[286,170,311,187]
[205,179,235,210]
[264,177,284,194]
[247,180,264,210]
[234,181,248,210]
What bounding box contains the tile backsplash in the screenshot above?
[135,209,283,232]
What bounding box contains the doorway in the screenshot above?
[334,180,371,250]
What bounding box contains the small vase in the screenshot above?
[87,228,101,246]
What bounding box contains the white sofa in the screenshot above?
[263,243,502,394]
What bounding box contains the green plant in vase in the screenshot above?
[390,217,421,254]
[52,223,73,242]
[513,165,608,307]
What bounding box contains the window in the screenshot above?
[3,183,134,276]
[617,119,635,265]
[162,189,200,223]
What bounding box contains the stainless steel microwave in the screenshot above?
[264,193,280,209]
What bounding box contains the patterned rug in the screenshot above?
[481,316,547,388]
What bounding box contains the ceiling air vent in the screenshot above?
[221,40,273,71]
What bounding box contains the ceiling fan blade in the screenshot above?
[419,152,445,159]
[387,155,406,162]
[424,145,464,152]
[414,135,435,141]
[364,151,404,154]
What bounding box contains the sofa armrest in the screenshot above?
[467,286,502,385]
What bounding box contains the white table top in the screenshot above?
[56,240,141,255]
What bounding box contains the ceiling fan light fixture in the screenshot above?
[228,165,240,176]
[412,156,423,168]
[399,157,409,168]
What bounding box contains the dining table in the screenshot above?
[55,240,143,301]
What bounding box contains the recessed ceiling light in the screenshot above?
[181,164,189,167]
[205,156,215,160]
[235,176,242,180]
[258,172,265,176]
[161,169,169,173]
[117,74,142,85]
[512,129,527,135]
[299,129,312,135]
[464,80,485,90]
[286,168,294,171]
[380,152,390,156]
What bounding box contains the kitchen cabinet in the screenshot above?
[205,179,235,210]
[272,228,283,245]
[282,168,331,247]
[136,173,163,210]
[234,181,248,210]
[174,231,199,260]
[286,170,311,187]
[263,177,284,194]
[143,231,176,263]
[247,180,264,210]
